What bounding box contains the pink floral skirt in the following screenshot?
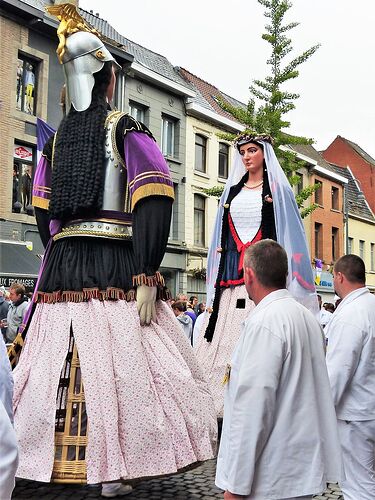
[13,299,217,484]
[195,285,254,418]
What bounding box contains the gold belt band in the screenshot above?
[53,220,132,241]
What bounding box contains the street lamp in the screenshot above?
[344,177,366,255]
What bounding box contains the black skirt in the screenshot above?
[37,237,137,301]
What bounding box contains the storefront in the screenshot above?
[0,240,41,292]
[315,270,336,304]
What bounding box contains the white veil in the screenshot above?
[205,148,245,308]
[205,141,318,316]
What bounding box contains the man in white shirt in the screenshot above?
[0,339,18,500]
[215,239,343,500]
[318,294,332,329]
[325,254,375,500]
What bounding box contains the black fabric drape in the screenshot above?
[132,196,173,277]
[35,207,50,249]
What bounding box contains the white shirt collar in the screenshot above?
[335,287,369,311]
[253,288,291,315]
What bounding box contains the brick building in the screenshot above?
[328,162,375,292]
[323,135,375,214]
[287,144,347,263]
[285,144,348,300]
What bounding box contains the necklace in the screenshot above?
[243,180,263,189]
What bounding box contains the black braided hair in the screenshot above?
[204,192,232,342]
[49,61,113,221]
[204,161,276,342]
[261,162,276,240]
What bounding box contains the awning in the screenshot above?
[0,240,41,289]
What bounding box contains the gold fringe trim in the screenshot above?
[34,283,171,304]
[131,184,175,211]
[32,195,50,210]
[35,287,136,304]
[132,271,165,288]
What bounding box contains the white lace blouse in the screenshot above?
[230,188,262,243]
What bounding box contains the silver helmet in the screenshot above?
[62,31,120,112]
[46,2,120,112]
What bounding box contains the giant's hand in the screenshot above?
[136,285,157,326]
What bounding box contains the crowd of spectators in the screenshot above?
[0,284,29,344]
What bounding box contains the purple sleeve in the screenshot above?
[32,156,51,210]
[124,132,174,210]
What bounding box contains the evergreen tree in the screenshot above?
[204,0,320,218]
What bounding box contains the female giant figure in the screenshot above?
[195,134,317,418]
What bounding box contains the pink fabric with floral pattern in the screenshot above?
[13,300,217,484]
[195,285,254,418]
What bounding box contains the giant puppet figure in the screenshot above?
[195,134,318,418]
[10,3,216,486]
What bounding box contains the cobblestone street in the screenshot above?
[12,459,343,499]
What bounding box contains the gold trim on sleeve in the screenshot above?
[32,195,50,210]
[131,184,174,211]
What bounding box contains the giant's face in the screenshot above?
[239,142,264,176]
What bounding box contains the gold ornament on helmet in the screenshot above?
[45,0,120,112]
[46,1,102,63]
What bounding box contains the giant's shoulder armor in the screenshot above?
[54,111,154,242]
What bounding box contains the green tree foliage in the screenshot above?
[203,0,320,217]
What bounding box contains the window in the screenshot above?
[13,142,35,215]
[195,134,207,173]
[332,227,339,261]
[315,180,323,205]
[194,195,206,247]
[359,240,365,260]
[16,55,37,115]
[129,101,146,123]
[348,237,353,254]
[112,72,124,111]
[371,243,375,271]
[314,222,322,259]
[161,115,176,157]
[331,186,339,210]
[169,184,178,240]
[218,143,229,179]
[295,173,303,195]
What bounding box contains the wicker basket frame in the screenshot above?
[52,334,88,483]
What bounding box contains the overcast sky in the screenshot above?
[80,0,375,158]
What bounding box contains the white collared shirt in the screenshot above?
[0,340,13,423]
[215,289,343,498]
[325,287,375,421]
[320,308,333,328]
[0,340,18,500]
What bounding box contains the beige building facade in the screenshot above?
[347,216,375,291]
[183,113,242,301]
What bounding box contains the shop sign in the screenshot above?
[0,275,37,290]
[14,144,33,161]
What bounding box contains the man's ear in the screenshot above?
[336,271,344,284]
[244,266,255,285]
